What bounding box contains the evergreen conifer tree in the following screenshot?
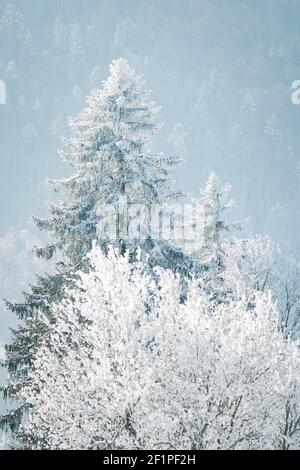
[188,172,245,301]
[1,59,189,439]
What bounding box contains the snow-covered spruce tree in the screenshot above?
[19,245,300,450]
[186,172,245,302]
[1,58,189,440]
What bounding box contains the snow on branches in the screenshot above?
[34,58,182,263]
[20,245,300,450]
[3,59,300,451]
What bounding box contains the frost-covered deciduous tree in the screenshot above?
[18,245,155,449]
[224,235,279,302]
[224,236,300,337]
[18,246,300,450]
[149,270,300,449]
[34,58,182,261]
[276,258,300,339]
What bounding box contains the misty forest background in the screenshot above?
[0,0,300,441]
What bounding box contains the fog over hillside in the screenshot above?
[0,0,300,445]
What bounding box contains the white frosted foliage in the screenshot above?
[20,246,300,450]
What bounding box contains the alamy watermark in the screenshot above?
[291,80,300,105]
[95,197,205,244]
[0,79,6,104]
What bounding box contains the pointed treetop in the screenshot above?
[201,171,233,211]
[68,57,161,147]
[101,57,148,100]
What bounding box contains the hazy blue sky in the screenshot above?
[0,0,300,424]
